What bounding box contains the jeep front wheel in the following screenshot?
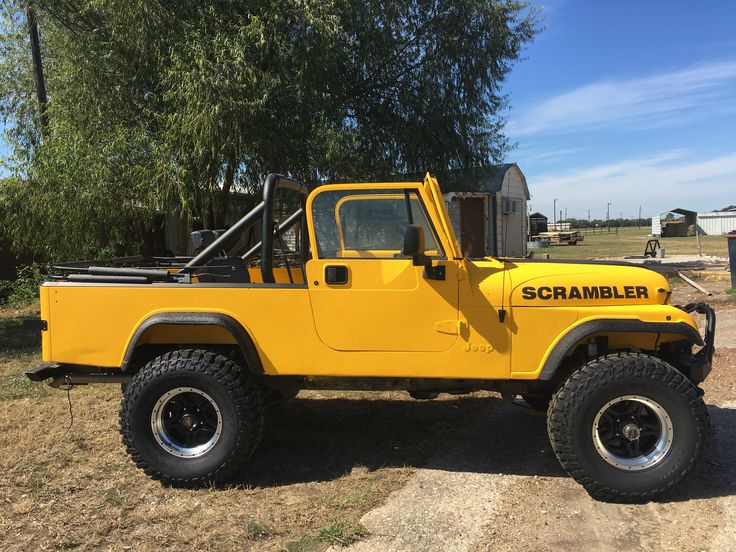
[120,349,263,486]
[548,353,709,502]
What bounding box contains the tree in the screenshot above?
[0,0,539,260]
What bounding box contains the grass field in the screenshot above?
[0,303,499,550]
[533,226,730,260]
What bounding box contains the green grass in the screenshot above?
[532,227,729,260]
[0,305,46,400]
[0,372,50,401]
[246,521,271,539]
[318,521,367,547]
[285,536,323,552]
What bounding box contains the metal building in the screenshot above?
[697,209,736,235]
[652,207,736,236]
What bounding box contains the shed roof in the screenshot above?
[474,163,516,192]
[660,208,697,216]
[458,163,530,199]
[388,164,530,198]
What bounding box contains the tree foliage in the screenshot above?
[0,0,538,259]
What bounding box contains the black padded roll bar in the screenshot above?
[260,174,309,283]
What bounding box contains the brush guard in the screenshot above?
[672,303,716,383]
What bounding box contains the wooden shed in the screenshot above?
[444,164,530,258]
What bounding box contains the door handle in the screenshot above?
[324,265,349,285]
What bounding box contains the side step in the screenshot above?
[25,362,60,381]
[25,362,132,388]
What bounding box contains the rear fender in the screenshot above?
[121,312,263,374]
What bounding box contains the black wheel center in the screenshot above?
[180,413,197,429]
[621,423,641,441]
[597,399,662,459]
[160,392,219,449]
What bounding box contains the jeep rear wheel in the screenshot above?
[120,349,263,486]
[548,353,709,502]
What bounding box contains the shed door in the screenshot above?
[460,198,486,257]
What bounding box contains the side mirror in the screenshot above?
[403,225,425,256]
[403,225,430,266]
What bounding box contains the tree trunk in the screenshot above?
[217,154,236,229]
[26,4,48,138]
[177,205,190,256]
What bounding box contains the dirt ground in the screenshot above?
[1,279,735,551]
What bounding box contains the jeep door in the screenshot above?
[305,185,459,352]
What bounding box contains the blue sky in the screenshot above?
[3,2,734,221]
[505,0,736,220]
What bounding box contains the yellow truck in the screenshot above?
[26,173,715,502]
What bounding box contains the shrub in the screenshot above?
[6,263,46,306]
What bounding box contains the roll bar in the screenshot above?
[242,208,304,262]
[180,173,309,283]
[261,174,309,283]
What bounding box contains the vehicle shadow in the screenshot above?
[238,395,565,487]
[235,397,736,503]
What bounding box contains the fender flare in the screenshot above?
[537,319,703,381]
[121,312,263,374]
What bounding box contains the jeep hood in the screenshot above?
[505,259,670,307]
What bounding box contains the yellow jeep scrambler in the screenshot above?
[26,173,715,502]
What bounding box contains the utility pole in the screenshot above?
[606,202,611,234]
[553,197,558,228]
[638,206,642,229]
[26,3,48,138]
[564,207,568,221]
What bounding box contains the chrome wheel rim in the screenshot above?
[592,395,673,471]
[151,387,223,458]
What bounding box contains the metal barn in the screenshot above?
[697,209,736,235]
[653,207,736,237]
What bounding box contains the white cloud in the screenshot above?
[530,150,736,218]
[515,146,581,164]
[509,60,736,137]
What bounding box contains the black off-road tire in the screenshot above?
[548,352,709,502]
[522,393,551,413]
[120,349,263,486]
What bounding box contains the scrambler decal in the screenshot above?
[520,285,649,300]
